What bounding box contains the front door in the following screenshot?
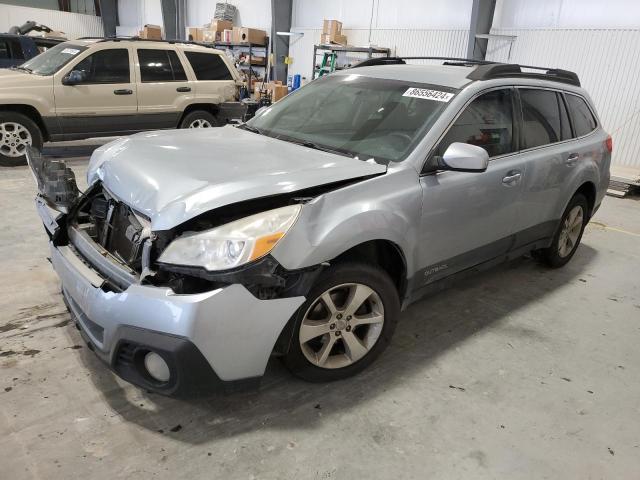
[416,88,526,290]
[135,48,194,130]
[54,47,138,137]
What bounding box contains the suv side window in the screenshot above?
[520,89,570,148]
[435,88,515,158]
[566,94,597,137]
[73,49,130,84]
[184,52,232,80]
[0,40,9,59]
[138,49,187,82]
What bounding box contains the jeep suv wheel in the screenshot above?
[537,193,589,268]
[179,110,222,129]
[282,262,399,382]
[0,112,43,166]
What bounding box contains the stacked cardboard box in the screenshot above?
[253,81,288,102]
[139,24,162,40]
[188,19,233,43]
[320,19,347,45]
[232,27,267,45]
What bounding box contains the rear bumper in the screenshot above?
[49,240,305,396]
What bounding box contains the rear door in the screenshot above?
[511,87,578,246]
[135,48,193,129]
[53,47,138,137]
[417,87,527,286]
[182,50,237,103]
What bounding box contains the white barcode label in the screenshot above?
[402,88,454,102]
[61,48,80,55]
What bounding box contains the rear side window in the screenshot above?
[566,94,597,137]
[73,49,130,84]
[184,52,232,81]
[520,89,570,148]
[138,49,187,82]
[0,40,9,59]
[436,88,515,158]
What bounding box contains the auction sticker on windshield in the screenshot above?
[402,88,454,102]
[61,48,80,55]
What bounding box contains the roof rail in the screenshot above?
[77,36,218,49]
[352,56,496,69]
[350,55,580,87]
[467,63,580,86]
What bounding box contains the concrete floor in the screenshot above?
[1,148,639,479]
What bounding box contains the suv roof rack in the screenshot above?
[352,56,495,69]
[467,63,580,86]
[351,55,580,87]
[77,36,218,48]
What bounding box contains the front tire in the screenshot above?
[179,110,222,129]
[537,193,588,268]
[0,112,43,166]
[282,262,400,382]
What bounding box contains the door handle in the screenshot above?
[565,153,579,166]
[113,89,133,95]
[176,86,191,92]
[502,171,522,185]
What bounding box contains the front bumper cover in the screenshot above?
[48,236,305,396]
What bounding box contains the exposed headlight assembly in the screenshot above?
[158,204,302,271]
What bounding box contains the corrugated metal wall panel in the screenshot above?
[289,28,469,80]
[486,28,640,168]
[0,4,103,39]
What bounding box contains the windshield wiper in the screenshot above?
[12,66,33,73]
[277,136,355,158]
[237,123,262,135]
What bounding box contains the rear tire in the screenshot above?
[0,111,43,167]
[179,110,222,129]
[282,262,400,382]
[536,193,588,268]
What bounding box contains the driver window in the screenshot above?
[72,49,130,84]
[434,88,515,159]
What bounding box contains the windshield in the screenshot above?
[20,43,87,75]
[247,74,457,163]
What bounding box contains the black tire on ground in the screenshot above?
[282,262,400,383]
[0,111,43,167]
[179,110,222,129]
[536,193,589,268]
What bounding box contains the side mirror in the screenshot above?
[439,142,489,172]
[62,70,86,86]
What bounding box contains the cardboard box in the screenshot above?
[187,27,202,41]
[233,27,267,45]
[272,84,288,102]
[322,19,342,36]
[141,24,162,40]
[209,19,233,32]
[320,32,347,45]
[222,29,233,42]
[202,29,220,43]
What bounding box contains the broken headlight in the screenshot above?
[158,204,301,271]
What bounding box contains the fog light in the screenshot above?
[144,352,170,382]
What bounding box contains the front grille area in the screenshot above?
[71,184,151,275]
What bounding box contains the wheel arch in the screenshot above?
[0,104,48,141]
[575,181,597,217]
[178,103,221,126]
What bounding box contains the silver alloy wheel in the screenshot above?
[0,122,32,157]
[558,205,584,258]
[188,118,212,128]
[299,283,385,369]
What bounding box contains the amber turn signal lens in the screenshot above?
[249,232,285,261]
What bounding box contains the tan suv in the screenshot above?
[0,38,242,165]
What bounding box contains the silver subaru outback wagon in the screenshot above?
[31,57,611,396]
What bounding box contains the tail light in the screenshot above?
[605,135,613,153]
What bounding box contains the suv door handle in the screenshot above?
[113,89,133,95]
[176,86,191,92]
[502,171,522,185]
[565,153,579,166]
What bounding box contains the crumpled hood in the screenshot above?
[88,126,386,230]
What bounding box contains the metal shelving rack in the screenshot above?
[214,40,269,88]
[312,44,391,79]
